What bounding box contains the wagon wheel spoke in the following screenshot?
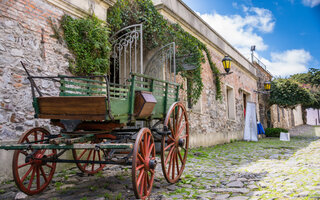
[40,166,48,183]
[21,166,33,183]
[175,152,180,174]
[136,164,144,171]
[164,142,174,151]
[175,106,180,132]
[13,127,57,195]
[27,167,36,190]
[18,161,32,169]
[177,149,184,163]
[137,170,144,186]
[171,151,176,179]
[143,172,148,196]
[36,166,40,190]
[147,143,154,157]
[168,118,175,138]
[165,146,175,166]
[132,128,155,199]
[77,149,87,160]
[177,122,186,138]
[72,140,105,174]
[161,103,189,183]
[137,153,145,163]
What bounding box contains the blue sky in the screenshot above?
[183,0,320,77]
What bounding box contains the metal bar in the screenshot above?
[130,73,179,86]
[140,24,143,76]
[21,62,42,97]
[129,75,136,120]
[105,76,114,120]
[164,83,169,114]
[150,79,154,92]
[0,143,133,150]
[173,42,176,82]
[45,158,132,165]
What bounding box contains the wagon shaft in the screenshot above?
[0,143,133,150]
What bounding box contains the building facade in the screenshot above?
[0,0,270,147]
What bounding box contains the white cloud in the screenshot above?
[197,6,275,56]
[259,49,311,77]
[302,0,320,7]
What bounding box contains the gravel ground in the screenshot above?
[1,127,320,200]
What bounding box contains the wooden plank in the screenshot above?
[37,96,107,117]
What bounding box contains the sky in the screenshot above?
[183,0,320,77]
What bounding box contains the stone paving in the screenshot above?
[1,128,320,199]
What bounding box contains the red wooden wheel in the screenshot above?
[161,102,189,183]
[72,139,106,174]
[12,127,57,195]
[132,128,156,200]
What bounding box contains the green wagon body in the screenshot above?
[32,73,179,124]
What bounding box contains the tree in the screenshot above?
[269,78,314,108]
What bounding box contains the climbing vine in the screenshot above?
[107,0,222,102]
[269,78,315,108]
[61,15,111,75]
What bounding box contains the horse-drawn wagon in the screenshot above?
[0,24,189,199]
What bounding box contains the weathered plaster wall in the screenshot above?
[270,104,303,130]
[306,108,320,125]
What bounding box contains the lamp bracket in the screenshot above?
[217,71,233,76]
[253,90,270,94]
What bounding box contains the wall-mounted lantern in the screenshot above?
[254,80,272,94]
[219,55,233,76]
[264,81,271,91]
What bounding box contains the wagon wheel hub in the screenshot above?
[33,152,45,166]
[178,138,185,147]
[149,159,157,170]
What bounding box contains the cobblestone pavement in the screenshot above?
[1,133,320,199]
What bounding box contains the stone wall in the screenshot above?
[270,104,303,129]
[253,62,272,128]
[0,0,113,141]
[0,0,72,140]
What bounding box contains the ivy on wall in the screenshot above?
[61,15,111,75]
[107,0,222,102]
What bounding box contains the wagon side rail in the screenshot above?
[20,62,114,120]
[128,72,180,120]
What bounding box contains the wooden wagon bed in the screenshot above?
[36,96,107,120]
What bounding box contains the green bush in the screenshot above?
[265,128,288,137]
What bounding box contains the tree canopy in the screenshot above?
[270,68,320,108]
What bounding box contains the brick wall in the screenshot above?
[0,0,71,139]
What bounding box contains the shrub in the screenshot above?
[265,128,288,137]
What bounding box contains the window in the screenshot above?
[226,86,235,120]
